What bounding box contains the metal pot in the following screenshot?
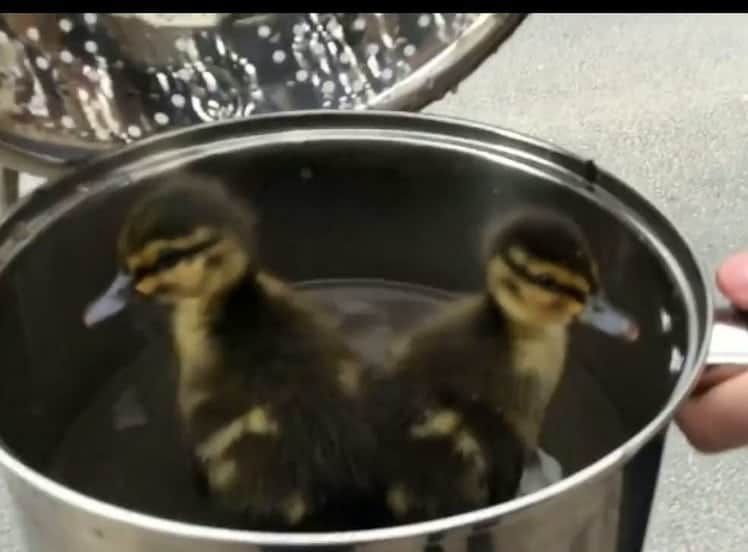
[0,111,745,552]
[0,13,524,177]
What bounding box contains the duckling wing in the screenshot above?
[209,295,379,527]
[457,399,525,505]
[195,390,377,529]
[371,376,523,522]
[371,297,523,521]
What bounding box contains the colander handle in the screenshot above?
[706,306,748,366]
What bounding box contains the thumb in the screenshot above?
[676,369,748,452]
[716,252,748,310]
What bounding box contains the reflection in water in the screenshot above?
[112,386,148,432]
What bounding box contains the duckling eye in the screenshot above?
[153,249,187,272]
[535,274,556,288]
[132,250,189,282]
[500,277,520,295]
[205,253,223,268]
[133,236,220,280]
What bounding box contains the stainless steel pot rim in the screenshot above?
[0,110,714,546]
[0,13,527,177]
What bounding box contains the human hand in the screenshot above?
[676,252,748,452]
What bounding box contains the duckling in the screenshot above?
[371,207,639,523]
[83,175,377,531]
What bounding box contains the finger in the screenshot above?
[676,370,748,452]
[692,365,748,395]
[716,251,748,310]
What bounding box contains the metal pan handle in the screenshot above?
[706,306,748,366]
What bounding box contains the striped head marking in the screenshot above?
[84,177,256,326]
[484,209,638,340]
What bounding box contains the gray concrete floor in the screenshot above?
[2,12,748,552]
[428,13,748,551]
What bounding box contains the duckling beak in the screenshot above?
[83,272,133,327]
[578,294,640,342]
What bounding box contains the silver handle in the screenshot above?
[706,307,748,366]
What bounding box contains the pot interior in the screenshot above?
[0,131,694,530]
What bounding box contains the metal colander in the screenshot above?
[0,13,524,175]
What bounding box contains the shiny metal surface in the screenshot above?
[0,167,18,214]
[706,307,748,366]
[0,111,733,551]
[3,469,624,552]
[0,13,524,176]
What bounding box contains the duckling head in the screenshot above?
[84,175,257,326]
[483,208,639,341]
